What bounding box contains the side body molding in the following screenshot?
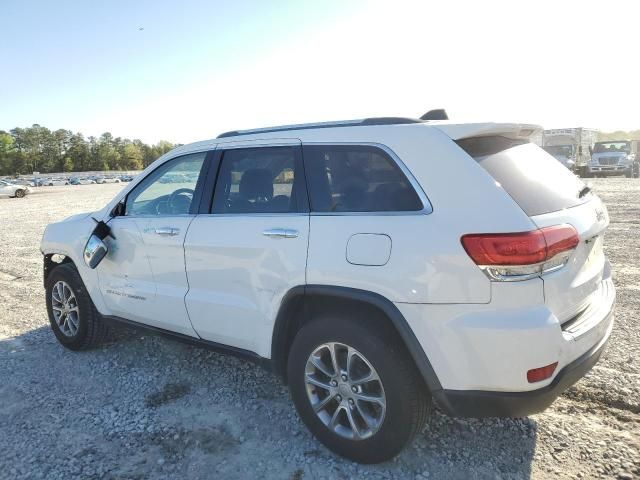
[271,284,443,395]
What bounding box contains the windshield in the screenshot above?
[543,145,574,157]
[593,141,630,153]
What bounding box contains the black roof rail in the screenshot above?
[216,117,424,139]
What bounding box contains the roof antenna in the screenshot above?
[420,109,448,120]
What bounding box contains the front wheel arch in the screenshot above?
[270,285,442,395]
[43,253,77,285]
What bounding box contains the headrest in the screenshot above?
[239,168,273,201]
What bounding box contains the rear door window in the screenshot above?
[303,145,423,213]
[458,137,590,216]
[212,146,305,214]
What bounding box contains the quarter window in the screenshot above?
[303,145,423,212]
[212,147,302,214]
[125,152,206,216]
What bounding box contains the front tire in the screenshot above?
[14,189,25,198]
[45,263,109,350]
[287,316,431,463]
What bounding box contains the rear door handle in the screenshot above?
[262,228,299,238]
[154,227,180,236]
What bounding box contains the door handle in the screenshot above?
[262,228,299,238]
[154,227,180,236]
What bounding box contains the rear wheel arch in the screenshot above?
[271,285,443,394]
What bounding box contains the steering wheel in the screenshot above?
[167,188,195,214]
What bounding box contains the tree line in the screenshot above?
[0,124,177,176]
[597,129,640,142]
[2,123,637,177]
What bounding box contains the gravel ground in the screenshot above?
[0,181,638,480]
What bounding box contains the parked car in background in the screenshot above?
[69,177,96,185]
[41,115,615,463]
[44,178,69,186]
[29,178,46,187]
[588,140,639,177]
[94,176,121,184]
[119,175,135,182]
[0,179,30,198]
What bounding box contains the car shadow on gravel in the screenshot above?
[1,325,538,479]
[402,409,537,478]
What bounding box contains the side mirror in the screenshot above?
[83,218,115,269]
[84,234,108,269]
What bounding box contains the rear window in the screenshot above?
[458,137,590,216]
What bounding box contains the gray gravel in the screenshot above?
[0,181,639,480]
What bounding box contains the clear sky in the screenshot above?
[2,0,639,144]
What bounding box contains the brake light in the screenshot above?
[542,225,580,259]
[527,362,558,383]
[461,224,579,281]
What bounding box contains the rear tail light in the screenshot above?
[527,362,558,383]
[461,224,579,281]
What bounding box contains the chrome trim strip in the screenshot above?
[196,212,308,218]
[479,252,572,282]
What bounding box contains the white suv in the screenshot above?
[41,116,615,463]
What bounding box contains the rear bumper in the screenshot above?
[433,307,613,417]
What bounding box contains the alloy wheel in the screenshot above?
[51,281,80,337]
[304,342,386,440]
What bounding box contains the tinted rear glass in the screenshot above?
[303,145,423,212]
[458,137,589,216]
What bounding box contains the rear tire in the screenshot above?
[287,315,431,463]
[45,263,109,350]
[14,189,25,198]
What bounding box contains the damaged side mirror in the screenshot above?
[83,234,108,269]
[83,219,115,269]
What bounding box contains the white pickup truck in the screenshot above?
[588,140,640,177]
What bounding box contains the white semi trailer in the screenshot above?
[541,128,598,177]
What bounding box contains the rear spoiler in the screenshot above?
[433,123,542,142]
